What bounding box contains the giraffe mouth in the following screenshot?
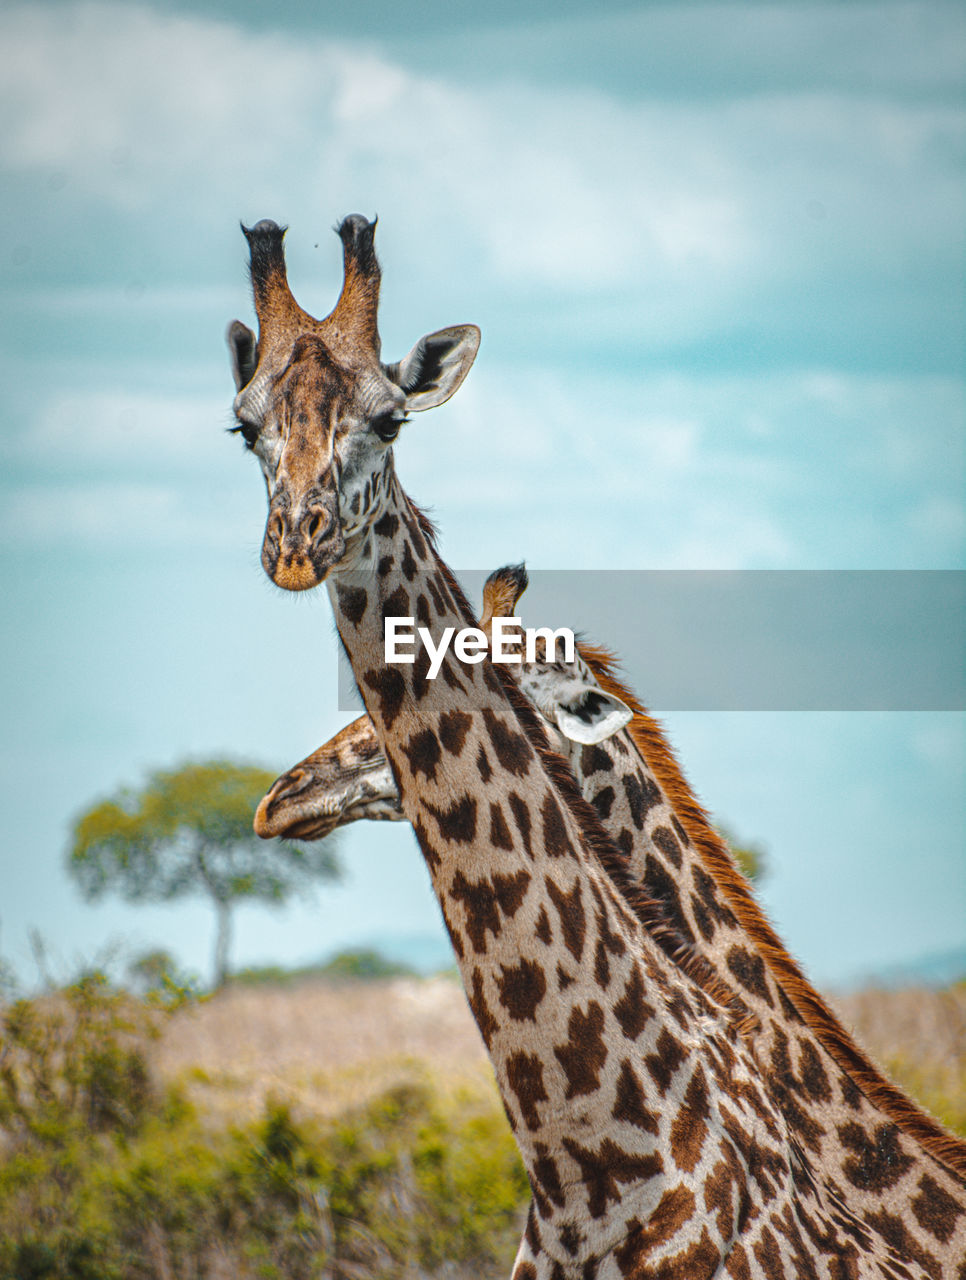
[254,764,402,841]
[254,776,345,840]
[262,513,346,591]
[271,554,326,592]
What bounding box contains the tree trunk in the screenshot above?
[213,899,232,988]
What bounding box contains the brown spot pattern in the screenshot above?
[439,709,473,755]
[580,743,613,776]
[482,707,533,776]
[335,583,368,625]
[506,1051,549,1131]
[622,770,662,830]
[489,802,514,850]
[594,938,611,989]
[669,1062,710,1174]
[534,906,552,945]
[467,968,497,1046]
[496,957,547,1022]
[401,728,441,781]
[652,824,683,869]
[613,964,654,1042]
[838,1121,915,1193]
[554,1002,608,1098]
[612,1060,660,1135]
[562,1135,663,1219]
[540,791,573,858]
[545,876,586,963]
[616,1185,696,1269]
[363,666,406,730]
[449,870,502,954]
[492,869,531,918]
[726,944,775,1008]
[911,1173,963,1244]
[644,1028,686,1097]
[509,791,534,857]
[422,794,477,844]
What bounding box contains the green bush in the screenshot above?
[0,979,528,1279]
[317,948,416,981]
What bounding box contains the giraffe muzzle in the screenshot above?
[262,502,345,591]
[254,766,344,839]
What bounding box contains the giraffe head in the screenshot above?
[255,566,633,840]
[253,713,404,840]
[227,216,480,590]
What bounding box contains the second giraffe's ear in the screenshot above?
[385,325,481,412]
[554,689,633,745]
[227,320,258,390]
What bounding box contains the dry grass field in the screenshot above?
[157,975,495,1122]
[832,983,966,1137]
[157,973,966,1138]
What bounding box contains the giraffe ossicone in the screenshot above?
[228,219,944,1278]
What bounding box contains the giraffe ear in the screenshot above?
[227,320,258,390]
[385,325,481,412]
[554,689,633,745]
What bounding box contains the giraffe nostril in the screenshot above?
[305,509,331,543]
[267,511,285,545]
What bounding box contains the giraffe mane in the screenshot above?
[407,497,440,548]
[577,640,966,1178]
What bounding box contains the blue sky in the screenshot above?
[1,0,963,989]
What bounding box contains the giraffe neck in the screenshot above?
[565,652,966,1275]
[324,475,816,1270]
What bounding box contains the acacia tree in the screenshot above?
[67,760,341,988]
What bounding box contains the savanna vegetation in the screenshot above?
[2,955,964,1280]
[0,966,526,1279]
[1,773,954,1276]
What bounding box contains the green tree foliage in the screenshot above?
[715,824,767,885]
[67,760,341,987]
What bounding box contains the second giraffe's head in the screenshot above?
[226,216,480,590]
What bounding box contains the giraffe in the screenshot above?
[225,216,914,1278]
[256,564,966,1278]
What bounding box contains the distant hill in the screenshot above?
[849,945,966,991]
[356,931,455,974]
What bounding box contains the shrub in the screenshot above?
[1,978,528,1278]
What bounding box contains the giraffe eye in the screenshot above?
[370,411,407,443]
[230,420,260,450]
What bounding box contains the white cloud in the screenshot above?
[3,0,959,326]
[1,3,961,570]
[399,365,964,570]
